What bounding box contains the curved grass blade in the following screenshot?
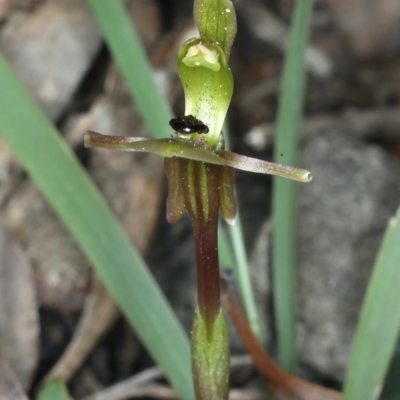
[222,125,264,342]
[87,0,172,139]
[0,54,194,400]
[272,0,314,372]
[344,207,400,400]
[37,379,69,400]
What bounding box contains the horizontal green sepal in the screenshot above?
[85,132,312,182]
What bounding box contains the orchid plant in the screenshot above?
[85,0,311,398]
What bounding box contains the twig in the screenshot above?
[84,383,177,400]
[81,359,261,400]
[81,367,165,400]
[83,382,263,400]
[245,106,400,151]
[43,275,118,383]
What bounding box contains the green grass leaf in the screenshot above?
[87,0,172,139]
[222,126,263,341]
[344,207,400,400]
[272,0,314,372]
[37,379,69,400]
[0,53,194,400]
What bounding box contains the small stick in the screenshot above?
[43,276,118,383]
[82,367,165,400]
[81,364,263,400]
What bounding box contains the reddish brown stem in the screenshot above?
[166,157,226,338]
[221,271,342,400]
[185,161,221,336]
[192,216,220,335]
[178,159,222,336]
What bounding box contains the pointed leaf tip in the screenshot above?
[215,150,313,183]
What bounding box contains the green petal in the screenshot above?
[218,166,237,225]
[177,38,233,147]
[164,157,187,224]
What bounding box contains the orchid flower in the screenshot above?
[85,0,311,398]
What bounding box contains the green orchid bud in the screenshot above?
[177,38,233,148]
[194,0,237,59]
[192,309,230,400]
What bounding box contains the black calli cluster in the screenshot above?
[169,115,209,134]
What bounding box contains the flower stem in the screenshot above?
[183,161,221,335]
[192,213,220,335]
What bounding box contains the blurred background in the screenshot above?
[1,0,400,398]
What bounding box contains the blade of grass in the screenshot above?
[218,224,235,269]
[86,0,172,139]
[272,0,314,372]
[222,124,263,341]
[229,216,263,340]
[0,54,194,400]
[344,207,400,400]
[37,379,69,400]
[219,218,262,341]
